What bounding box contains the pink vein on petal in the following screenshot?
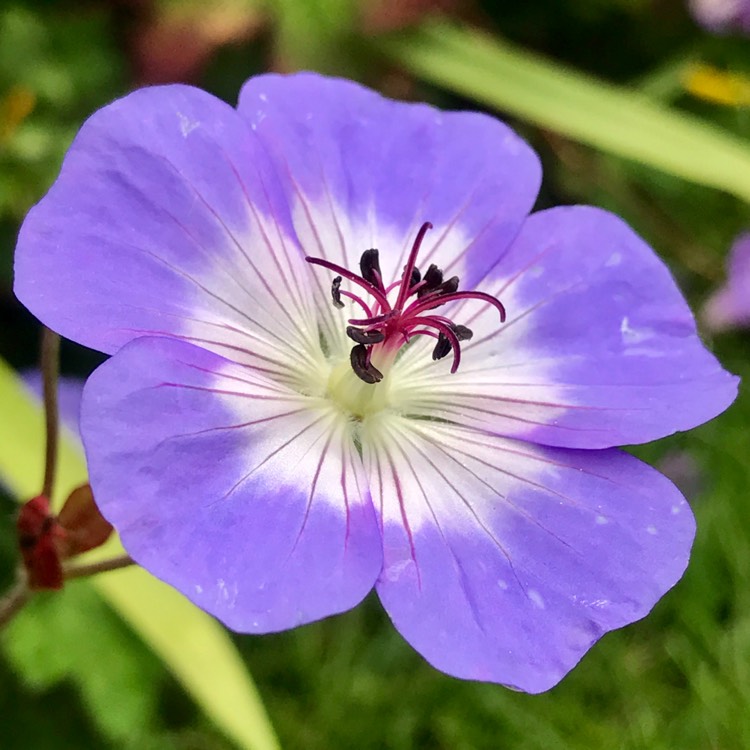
[287,424,336,559]
[392,421,526,593]
[409,425,582,551]
[384,443,421,590]
[212,412,329,507]
[156,153,310,337]
[215,144,314,327]
[389,433,490,633]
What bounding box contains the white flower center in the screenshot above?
[325,354,400,421]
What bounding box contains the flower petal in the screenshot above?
[393,206,737,448]
[14,84,335,388]
[367,416,694,692]
[237,72,541,288]
[81,336,382,631]
[689,0,750,33]
[702,231,750,332]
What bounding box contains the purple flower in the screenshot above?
[689,0,750,33]
[702,232,750,332]
[14,73,737,692]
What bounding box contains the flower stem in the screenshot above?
[41,327,60,499]
[63,553,135,581]
[0,579,30,629]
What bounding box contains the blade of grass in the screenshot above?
[380,22,750,203]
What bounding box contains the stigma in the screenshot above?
[306,222,506,384]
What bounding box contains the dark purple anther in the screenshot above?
[346,326,386,345]
[331,276,345,308]
[350,344,383,384]
[418,264,444,297]
[359,249,382,288]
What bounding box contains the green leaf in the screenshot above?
[270,0,360,74]
[0,358,279,750]
[3,585,164,745]
[380,22,750,203]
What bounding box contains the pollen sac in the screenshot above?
[331,276,345,308]
[453,324,473,341]
[359,248,381,287]
[346,326,386,345]
[432,334,453,361]
[436,276,460,296]
[409,266,421,286]
[432,324,473,361]
[418,264,444,297]
[350,343,384,384]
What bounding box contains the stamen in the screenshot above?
[416,316,462,372]
[331,276,345,308]
[418,263,444,297]
[394,222,433,311]
[384,279,403,295]
[346,326,386,345]
[452,324,474,342]
[305,220,505,384]
[422,276,460,302]
[350,344,384,384]
[306,256,390,310]
[347,310,397,327]
[338,289,373,317]
[406,290,506,323]
[432,323,473,362]
[359,249,383,289]
[432,333,452,361]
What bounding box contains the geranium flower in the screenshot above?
[689,0,750,33]
[702,232,750,332]
[14,73,737,692]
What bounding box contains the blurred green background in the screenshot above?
[2,0,750,748]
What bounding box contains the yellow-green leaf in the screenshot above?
[381,22,750,203]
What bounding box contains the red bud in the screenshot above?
[16,495,64,590]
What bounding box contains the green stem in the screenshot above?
[41,327,60,499]
[0,579,30,629]
[63,554,135,581]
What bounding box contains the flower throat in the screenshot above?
[306,222,506,384]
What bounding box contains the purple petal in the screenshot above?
[80,336,382,631]
[702,232,750,332]
[689,0,750,33]
[237,73,541,289]
[14,84,340,383]
[392,206,737,448]
[370,417,694,692]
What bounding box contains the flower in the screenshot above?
[689,0,750,33]
[702,232,750,332]
[14,73,737,692]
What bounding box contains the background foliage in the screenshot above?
[1,0,749,748]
